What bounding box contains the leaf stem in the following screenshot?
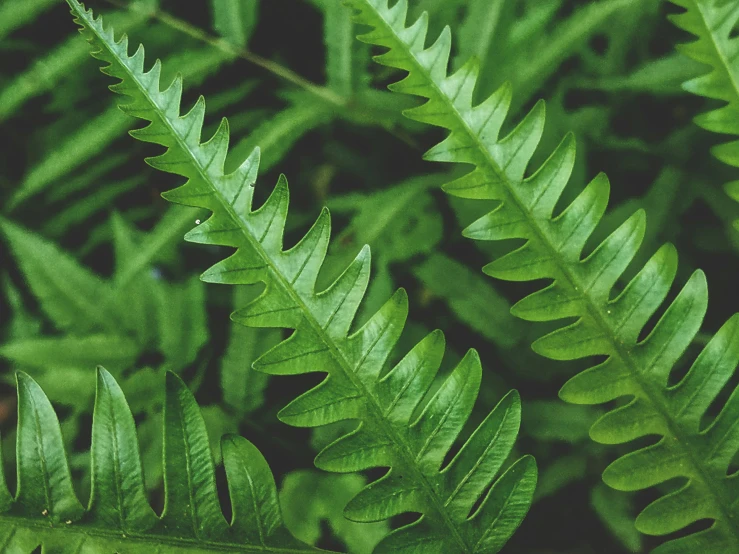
[103,0,347,107]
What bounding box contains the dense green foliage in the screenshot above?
[1,0,738,553]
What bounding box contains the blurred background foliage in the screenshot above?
[1,0,738,552]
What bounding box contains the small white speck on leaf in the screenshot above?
[195,219,201,225]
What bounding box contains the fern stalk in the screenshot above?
[106,0,346,107]
[66,1,537,552]
[345,0,739,552]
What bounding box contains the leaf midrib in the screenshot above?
[78,7,474,551]
[107,391,127,530]
[28,388,53,516]
[0,514,313,553]
[365,0,739,544]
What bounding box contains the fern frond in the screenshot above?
[226,94,332,175]
[0,7,147,123]
[0,216,209,379]
[211,0,258,48]
[414,252,523,348]
[668,0,739,230]
[66,1,537,552]
[346,1,739,552]
[309,0,367,96]
[0,0,56,42]
[0,367,316,553]
[8,46,231,210]
[280,470,389,552]
[0,218,126,335]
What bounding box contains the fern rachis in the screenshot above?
[345,0,739,552]
[65,1,537,552]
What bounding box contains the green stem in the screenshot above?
[103,0,347,107]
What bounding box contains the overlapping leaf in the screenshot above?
[0,368,314,553]
[345,0,739,552]
[66,1,537,552]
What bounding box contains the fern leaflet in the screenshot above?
[0,368,315,553]
[67,1,537,552]
[345,0,739,552]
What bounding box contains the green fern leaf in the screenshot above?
[66,1,537,552]
[310,0,370,96]
[8,45,231,211]
[0,218,126,335]
[220,287,278,417]
[0,0,57,42]
[414,252,522,348]
[0,216,208,377]
[0,6,148,123]
[211,0,258,48]
[668,0,739,231]
[280,470,389,553]
[0,368,316,553]
[226,94,331,175]
[345,1,739,552]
